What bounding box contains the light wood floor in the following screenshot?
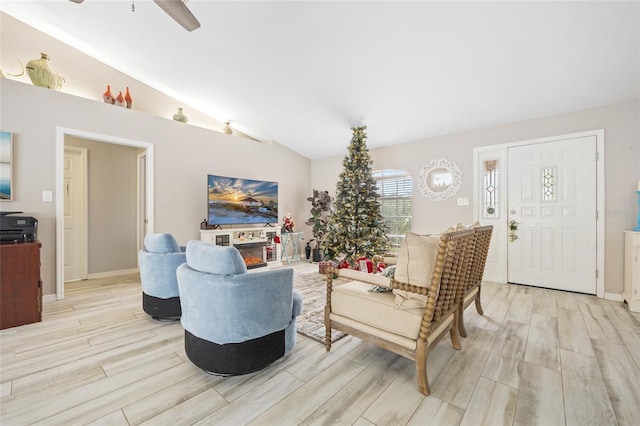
[1,263,639,425]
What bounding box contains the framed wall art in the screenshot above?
[1,131,13,201]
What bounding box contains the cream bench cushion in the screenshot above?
[331,280,424,344]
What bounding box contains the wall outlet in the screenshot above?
[42,190,53,202]
[457,197,469,206]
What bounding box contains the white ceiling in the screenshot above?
[1,1,638,160]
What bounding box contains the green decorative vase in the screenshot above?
[25,53,64,90]
[172,108,188,123]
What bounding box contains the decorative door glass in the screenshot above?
[541,167,557,202]
[483,159,499,218]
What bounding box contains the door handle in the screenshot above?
[509,220,518,242]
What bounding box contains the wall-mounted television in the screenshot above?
[207,174,278,226]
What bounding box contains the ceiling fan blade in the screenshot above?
[153,0,201,32]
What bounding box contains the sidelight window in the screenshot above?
[483,159,499,218]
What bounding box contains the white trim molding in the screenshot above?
[88,269,139,280]
[56,127,154,300]
[604,293,624,302]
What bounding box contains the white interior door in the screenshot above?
[64,146,88,282]
[137,151,148,259]
[507,136,597,293]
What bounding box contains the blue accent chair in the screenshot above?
[177,240,303,375]
[139,233,186,320]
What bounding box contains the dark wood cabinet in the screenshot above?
[0,241,42,329]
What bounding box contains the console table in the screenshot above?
[1,241,42,329]
[281,232,303,264]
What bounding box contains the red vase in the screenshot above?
[115,91,126,107]
[124,86,133,109]
[102,85,114,104]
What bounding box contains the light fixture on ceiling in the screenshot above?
[69,0,201,32]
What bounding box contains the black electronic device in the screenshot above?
[0,212,38,242]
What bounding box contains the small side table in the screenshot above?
[281,232,303,264]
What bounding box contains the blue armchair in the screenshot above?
[177,240,303,376]
[139,233,186,320]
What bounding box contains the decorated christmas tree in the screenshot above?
[322,126,390,263]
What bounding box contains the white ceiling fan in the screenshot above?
[68,0,201,32]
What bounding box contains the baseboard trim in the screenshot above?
[604,292,623,302]
[46,269,139,302]
[88,268,139,280]
[43,294,57,303]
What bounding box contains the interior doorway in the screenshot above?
[55,128,155,300]
[473,130,604,297]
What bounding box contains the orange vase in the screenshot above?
[124,86,133,109]
[115,91,126,107]
[102,85,115,104]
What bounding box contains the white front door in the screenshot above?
[64,146,87,282]
[507,136,597,293]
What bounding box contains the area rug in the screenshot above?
[293,268,346,344]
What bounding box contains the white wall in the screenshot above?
[3,11,638,297]
[0,79,311,296]
[312,100,640,295]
